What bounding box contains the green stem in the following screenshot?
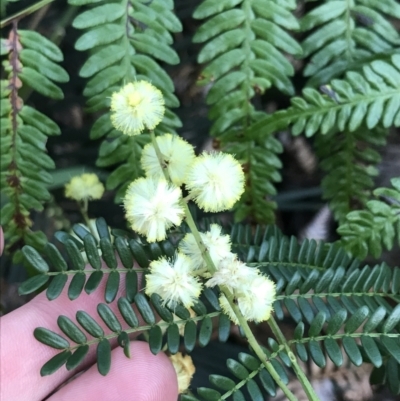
[223,291,298,401]
[269,316,320,401]
[181,201,218,274]
[78,199,97,238]
[0,0,55,28]
[150,131,171,181]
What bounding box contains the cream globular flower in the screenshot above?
[218,274,276,324]
[141,133,196,186]
[123,177,184,242]
[179,224,232,270]
[145,253,202,308]
[64,173,104,201]
[169,353,196,394]
[185,152,245,212]
[110,81,165,135]
[204,254,276,323]
[205,254,259,292]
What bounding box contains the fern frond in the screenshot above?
[194,0,302,223]
[300,0,400,86]
[181,349,289,401]
[275,307,400,396]
[1,27,68,261]
[249,54,400,138]
[70,0,182,202]
[338,177,400,259]
[32,287,227,375]
[183,243,400,400]
[228,227,398,321]
[19,217,158,301]
[315,126,387,222]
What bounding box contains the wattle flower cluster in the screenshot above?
[110,81,165,135]
[206,254,276,324]
[145,225,276,323]
[110,81,245,242]
[65,173,104,201]
[110,81,275,325]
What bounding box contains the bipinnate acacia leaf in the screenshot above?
[85,271,104,294]
[68,272,86,300]
[342,336,362,366]
[40,351,71,376]
[134,293,156,325]
[44,243,67,271]
[57,315,87,344]
[83,234,101,270]
[66,345,90,371]
[184,320,197,352]
[167,324,180,354]
[46,274,68,300]
[361,336,382,368]
[149,325,163,355]
[97,339,111,376]
[76,311,104,338]
[118,297,139,328]
[150,293,174,323]
[128,239,149,267]
[34,327,70,349]
[105,271,120,303]
[19,274,49,295]
[22,246,49,273]
[97,303,122,333]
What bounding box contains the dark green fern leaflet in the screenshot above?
[249,55,400,138]
[338,177,400,259]
[182,245,400,400]
[1,27,68,262]
[249,55,399,222]
[70,0,182,202]
[19,218,153,301]
[315,126,387,223]
[300,0,400,86]
[182,305,400,400]
[298,0,400,222]
[194,0,302,224]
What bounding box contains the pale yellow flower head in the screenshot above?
[141,133,195,186]
[110,81,165,135]
[185,152,245,212]
[219,274,276,324]
[206,255,259,292]
[64,173,104,201]
[145,254,202,308]
[179,224,232,270]
[169,353,196,394]
[123,177,184,242]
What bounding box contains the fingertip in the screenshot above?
[0,226,4,256]
[47,341,179,401]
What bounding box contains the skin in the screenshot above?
[0,227,179,401]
